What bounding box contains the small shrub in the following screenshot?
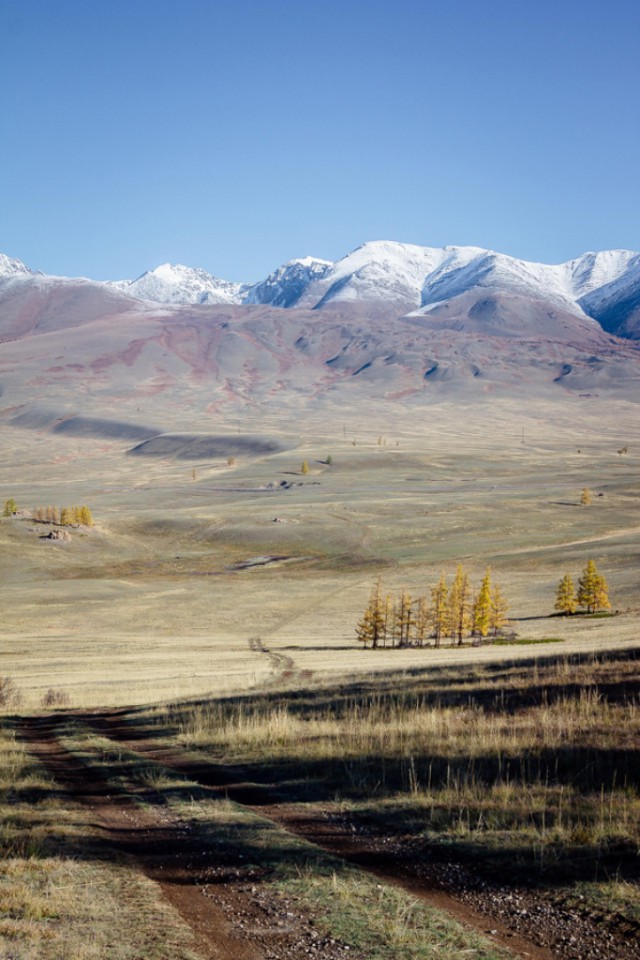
[41,688,70,709]
[0,677,22,708]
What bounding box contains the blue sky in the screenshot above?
[2,0,639,281]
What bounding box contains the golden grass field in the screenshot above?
[0,393,638,709]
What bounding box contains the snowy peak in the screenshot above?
[108,263,245,305]
[244,256,332,308]
[301,240,458,310]
[0,254,34,278]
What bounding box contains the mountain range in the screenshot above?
[1,241,639,435]
[2,241,640,337]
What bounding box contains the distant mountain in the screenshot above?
[2,249,640,431]
[290,242,640,336]
[577,253,640,339]
[107,262,245,305]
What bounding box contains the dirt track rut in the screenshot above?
[17,716,327,960]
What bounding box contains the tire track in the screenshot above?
[16,715,268,960]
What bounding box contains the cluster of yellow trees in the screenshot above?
[555,559,610,615]
[356,565,509,649]
[32,505,94,527]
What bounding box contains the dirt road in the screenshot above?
[18,711,640,960]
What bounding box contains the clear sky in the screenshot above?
[2,0,639,282]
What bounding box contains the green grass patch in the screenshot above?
[491,636,564,645]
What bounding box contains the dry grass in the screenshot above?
[155,648,640,891]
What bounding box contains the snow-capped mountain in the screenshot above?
[296,241,470,311]
[290,241,640,320]
[108,263,246,305]
[244,257,331,308]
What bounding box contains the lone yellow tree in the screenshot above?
[3,498,17,517]
[577,559,611,614]
[300,460,309,475]
[555,574,577,615]
[580,487,592,505]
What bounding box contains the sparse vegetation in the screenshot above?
[577,558,611,614]
[554,561,611,616]
[53,723,509,960]
[41,688,70,709]
[555,573,577,615]
[1,397,638,956]
[0,722,203,959]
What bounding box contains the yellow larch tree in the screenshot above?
[473,568,492,638]
[577,560,611,614]
[430,573,449,648]
[448,563,472,645]
[554,574,577,615]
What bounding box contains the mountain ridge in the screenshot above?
[2,241,638,339]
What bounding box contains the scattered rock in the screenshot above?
[42,528,72,542]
